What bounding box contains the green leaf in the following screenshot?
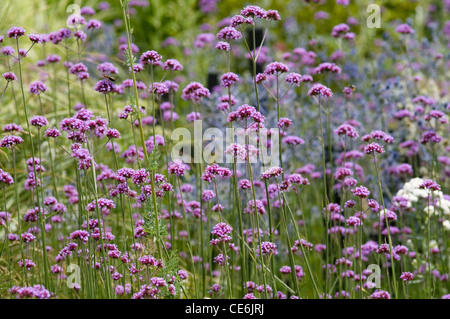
[149,148,160,171]
[142,200,168,239]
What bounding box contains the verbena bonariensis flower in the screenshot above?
[80,6,96,16]
[3,72,17,82]
[71,146,93,170]
[29,81,48,94]
[346,216,362,227]
[194,33,215,48]
[70,230,90,243]
[394,163,413,177]
[256,241,278,256]
[244,199,266,215]
[86,198,116,215]
[396,23,414,34]
[7,26,26,39]
[285,72,302,86]
[216,26,242,41]
[420,130,442,144]
[230,15,254,27]
[287,174,309,185]
[334,167,353,180]
[132,168,149,185]
[351,186,370,198]
[0,135,24,149]
[30,116,48,128]
[314,62,341,74]
[265,10,281,21]
[419,179,441,191]
[48,28,71,44]
[18,259,36,270]
[97,62,119,74]
[261,167,283,179]
[105,128,120,139]
[211,222,233,241]
[255,73,267,84]
[67,14,86,28]
[277,117,292,128]
[400,272,414,281]
[139,50,162,65]
[227,104,265,124]
[201,164,232,183]
[21,232,36,243]
[163,59,183,71]
[412,95,435,106]
[240,5,267,19]
[225,143,247,161]
[46,54,61,63]
[182,82,210,102]
[1,46,15,56]
[221,72,239,88]
[370,290,390,299]
[9,285,52,299]
[364,142,385,155]
[215,41,230,51]
[362,130,394,143]
[168,160,190,176]
[331,23,350,37]
[0,169,14,187]
[94,79,116,94]
[264,62,289,75]
[282,135,305,146]
[28,34,44,43]
[334,124,359,138]
[163,80,178,92]
[214,253,230,266]
[186,112,201,122]
[307,83,333,98]
[150,82,169,95]
[86,19,103,30]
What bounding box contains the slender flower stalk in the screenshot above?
[374,155,398,298]
[11,148,28,285]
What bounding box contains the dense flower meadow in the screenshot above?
[0,0,449,300]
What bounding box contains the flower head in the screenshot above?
[364,143,385,155]
[139,50,162,65]
[396,24,414,34]
[257,241,278,256]
[0,135,24,149]
[264,62,289,75]
[351,186,370,198]
[29,81,48,94]
[285,72,302,86]
[217,27,242,41]
[168,160,190,177]
[182,82,210,102]
[221,72,239,88]
[30,116,48,128]
[7,27,26,39]
[241,5,267,19]
[308,83,333,98]
[3,72,17,82]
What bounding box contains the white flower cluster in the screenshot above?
[396,177,450,230]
